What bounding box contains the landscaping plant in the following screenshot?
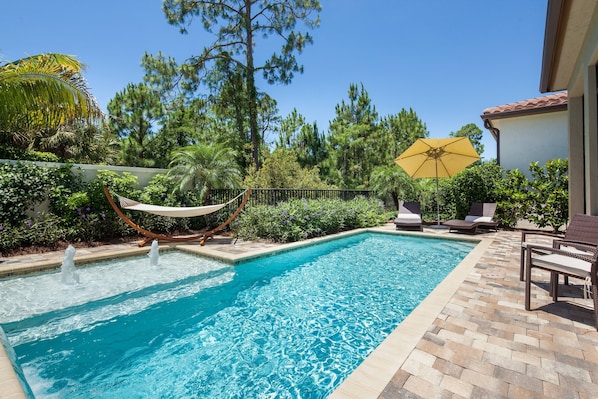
[526,159,568,232]
[232,197,387,243]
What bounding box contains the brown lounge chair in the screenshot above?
[443,203,498,234]
[394,201,422,231]
[519,213,598,281]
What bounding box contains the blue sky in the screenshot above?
[1,1,549,160]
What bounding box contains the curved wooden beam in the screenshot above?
[200,188,252,245]
[103,187,251,247]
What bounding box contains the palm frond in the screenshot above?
[0,53,103,133]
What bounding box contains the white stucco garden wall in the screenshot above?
[493,111,568,178]
[0,160,166,187]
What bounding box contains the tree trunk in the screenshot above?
[244,0,260,171]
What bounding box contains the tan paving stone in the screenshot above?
[401,357,444,386]
[432,358,463,379]
[482,351,527,374]
[524,362,560,385]
[440,374,473,398]
[461,368,509,396]
[402,375,451,399]
[407,348,437,367]
[508,384,551,399]
[541,357,592,383]
[488,334,528,352]
[495,368,544,397]
[511,350,542,368]
[472,338,513,359]
[513,332,540,347]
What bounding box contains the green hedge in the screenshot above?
[232,197,388,242]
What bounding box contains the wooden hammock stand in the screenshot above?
[103,186,252,247]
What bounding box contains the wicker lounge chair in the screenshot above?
[443,203,498,234]
[519,213,598,281]
[394,201,423,231]
[525,240,598,330]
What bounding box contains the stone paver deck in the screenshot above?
[1,225,597,399]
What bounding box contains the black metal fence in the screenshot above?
[209,188,373,207]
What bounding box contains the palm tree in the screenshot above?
[0,53,103,147]
[167,143,242,205]
[369,165,417,210]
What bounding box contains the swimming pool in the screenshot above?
[0,232,475,398]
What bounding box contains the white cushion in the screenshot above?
[533,253,591,277]
[522,242,590,255]
[465,215,492,223]
[396,214,421,221]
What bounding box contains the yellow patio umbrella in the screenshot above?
[395,137,480,226]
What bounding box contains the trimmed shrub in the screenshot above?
[526,159,568,232]
[232,197,387,243]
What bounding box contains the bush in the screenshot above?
[438,161,529,228]
[233,197,387,243]
[137,174,197,233]
[0,162,58,227]
[494,169,529,228]
[0,146,60,162]
[0,212,67,254]
[526,159,568,232]
[441,162,503,220]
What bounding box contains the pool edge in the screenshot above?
[327,233,492,399]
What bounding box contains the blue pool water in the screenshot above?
[0,232,475,398]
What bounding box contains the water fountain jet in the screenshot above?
[60,245,80,285]
[148,240,159,266]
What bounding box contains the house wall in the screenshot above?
[493,111,568,178]
[567,9,598,216]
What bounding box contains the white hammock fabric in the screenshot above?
[116,190,248,218]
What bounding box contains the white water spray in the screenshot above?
[60,245,80,285]
[148,240,159,267]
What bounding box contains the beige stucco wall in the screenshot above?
[493,111,568,178]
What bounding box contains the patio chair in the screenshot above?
[519,213,598,281]
[524,242,598,330]
[394,201,423,231]
[443,203,498,234]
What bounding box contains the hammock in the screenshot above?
[104,187,251,247]
[116,190,247,217]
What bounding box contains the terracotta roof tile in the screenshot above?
[482,91,567,117]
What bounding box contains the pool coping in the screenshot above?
[0,227,488,399]
[328,230,491,398]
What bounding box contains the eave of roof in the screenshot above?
[539,0,598,93]
[480,91,568,122]
[539,0,567,93]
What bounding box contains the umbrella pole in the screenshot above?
[435,159,440,226]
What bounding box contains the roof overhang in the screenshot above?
[481,102,567,122]
[540,0,598,93]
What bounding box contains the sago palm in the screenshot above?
[0,53,102,144]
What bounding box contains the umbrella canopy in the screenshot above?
[395,137,480,178]
[395,137,480,226]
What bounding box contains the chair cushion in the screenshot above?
[533,253,591,277]
[522,242,590,255]
[465,215,492,223]
[396,214,421,221]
